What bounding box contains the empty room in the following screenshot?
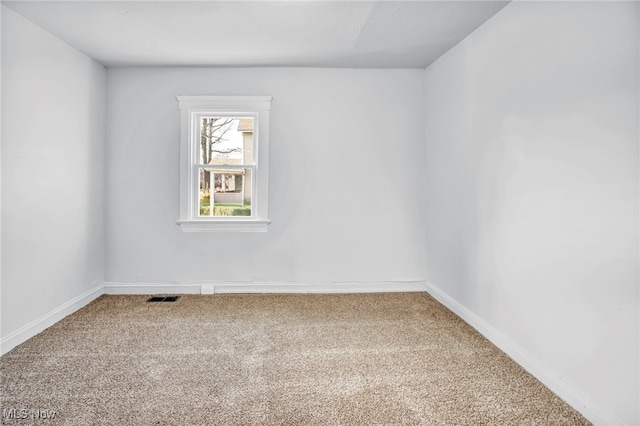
[1,0,638,424]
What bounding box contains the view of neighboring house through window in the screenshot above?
[199,117,254,217]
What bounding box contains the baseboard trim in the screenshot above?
[1,279,622,423]
[425,281,624,426]
[0,284,105,356]
[104,283,202,295]
[104,281,427,295]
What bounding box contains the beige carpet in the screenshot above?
[1,293,590,425]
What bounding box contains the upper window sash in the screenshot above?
[191,112,258,166]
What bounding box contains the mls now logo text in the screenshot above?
[3,408,57,420]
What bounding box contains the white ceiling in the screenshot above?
[3,1,510,68]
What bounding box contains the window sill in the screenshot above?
[177,219,270,233]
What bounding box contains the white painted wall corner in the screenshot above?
[0,284,105,356]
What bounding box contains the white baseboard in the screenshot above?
[0,284,105,356]
[1,279,623,424]
[425,281,624,426]
[104,283,202,295]
[104,281,427,295]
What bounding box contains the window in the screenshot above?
[176,96,272,232]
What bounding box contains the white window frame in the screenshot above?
[176,96,272,232]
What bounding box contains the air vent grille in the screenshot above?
[146,296,181,303]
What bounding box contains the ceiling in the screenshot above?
[3,1,510,68]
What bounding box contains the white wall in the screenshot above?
[1,7,106,343]
[106,68,425,289]
[424,2,639,424]
[5,3,636,422]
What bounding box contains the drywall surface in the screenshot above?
[424,1,638,424]
[106,68,425,287]
[1,7,106,338]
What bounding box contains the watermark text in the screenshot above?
[3,408,57,421]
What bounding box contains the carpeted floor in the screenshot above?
[1,293,590,425]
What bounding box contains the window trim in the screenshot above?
[176,96,272,232]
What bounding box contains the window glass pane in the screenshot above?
[199,117,254,165]
[199,168,252,217]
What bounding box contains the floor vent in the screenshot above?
[146,296,181,303]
